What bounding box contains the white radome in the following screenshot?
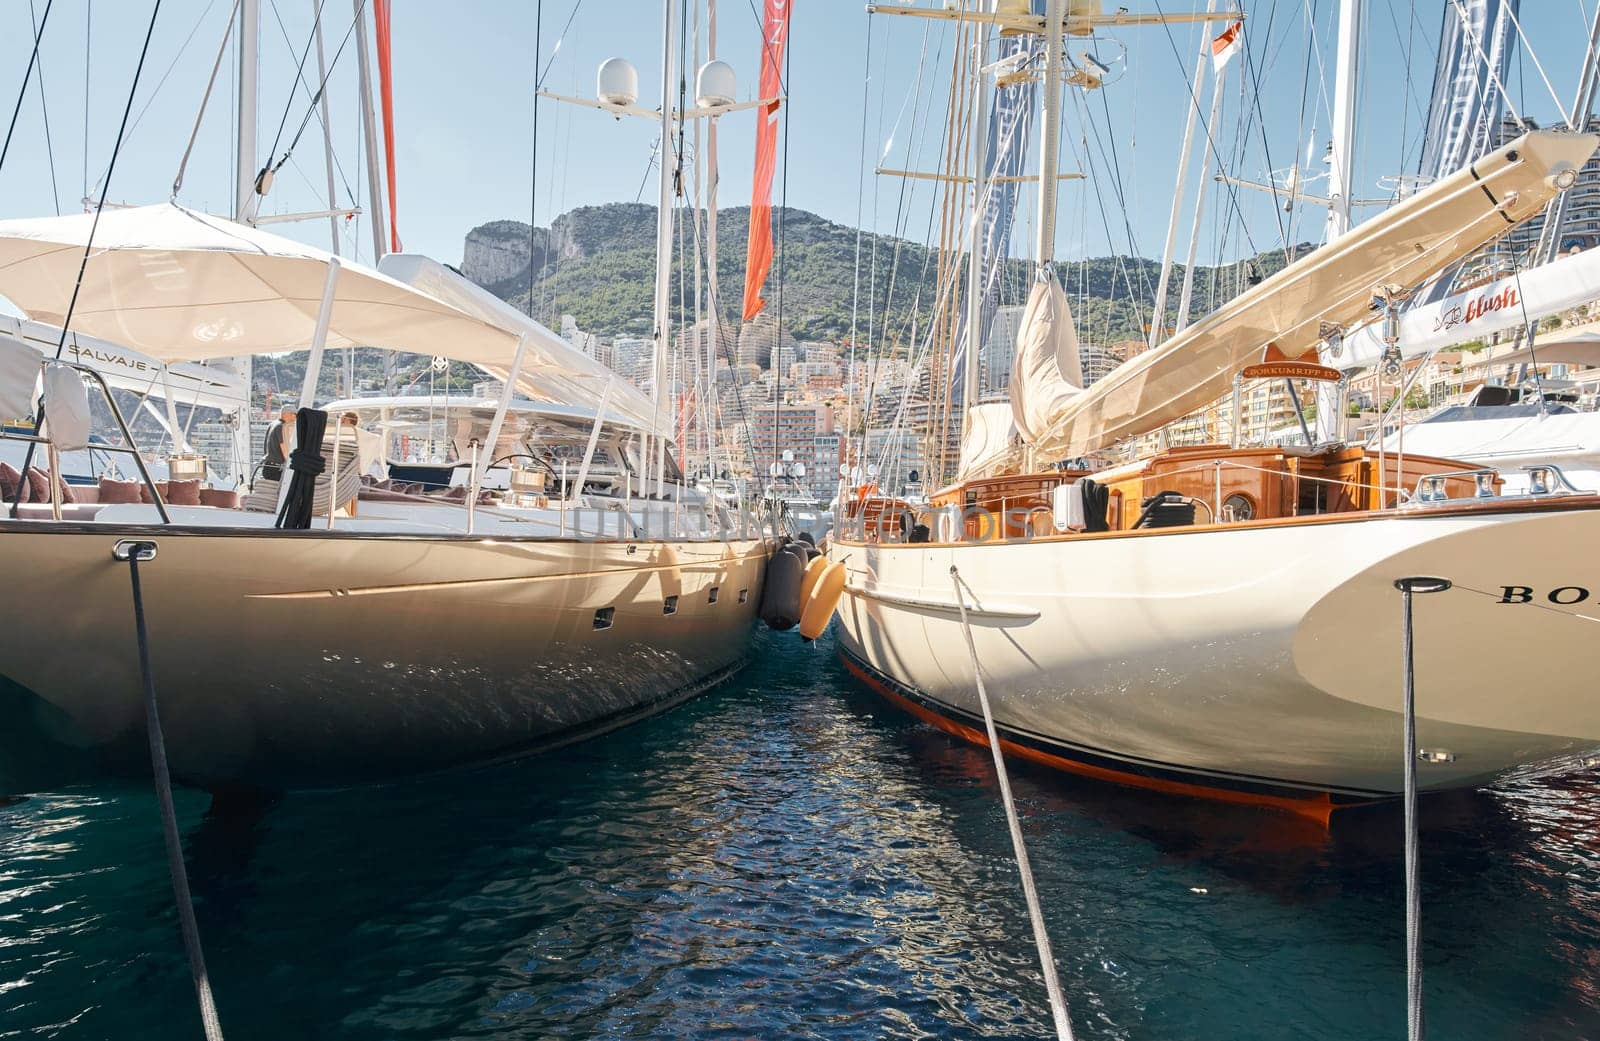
[597,57,639,107]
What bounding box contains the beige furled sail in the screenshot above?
[1030,130,1599,459]
[957,401,1023,479]
[1009,270,1084,444]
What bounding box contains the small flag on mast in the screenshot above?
[1211,20,1243,73]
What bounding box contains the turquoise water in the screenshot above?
[2,629,1597,1039]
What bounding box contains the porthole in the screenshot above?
[708,586,720,604]
[1222,493,1255,522]
[593,607,615,630]
[663,595,679,615]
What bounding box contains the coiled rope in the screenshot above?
[949,564,1074,1041]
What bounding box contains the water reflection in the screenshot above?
[0,630,1595,1040]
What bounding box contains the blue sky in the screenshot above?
[0,1,1595,276]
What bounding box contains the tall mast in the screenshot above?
[354,0,388,262]
[961,19,991,421]
[1324,0,1360,242]
[705,0,722,485]
[312,2,342,252]
[233,0,259,481]
[649,0,680,493]
[1151,0,1216,348]
[234,0,259,220]
[1315,0,1360,444]
[1033,0,1064,269]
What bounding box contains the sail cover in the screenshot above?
[1009,271,1083,443]
[1030,131,1598,458]
[957,401,1021,479]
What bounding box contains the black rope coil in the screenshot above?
[274,407,327,530]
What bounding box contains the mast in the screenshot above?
[1324,0,1360,242]
[961,20,991,423]
[1150,0,1216,349]
[354,0,388,262]
[312,3,342,252]
[233,0,259,481]
[1033,0,1064,269]
[1175,51,1228,330]
[1315,0,1360,443]
[706,0,722,485]
[234,0,258,220]
[649,0,680,493]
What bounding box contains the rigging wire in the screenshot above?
[262,0,330,173]
[27,0,61,215]
[772,12,793,477]
[0,0,54,178]
[260,1,366,191]
[846,17,875,469]
[51,0,164,360]
[265,0,357,202]
[172,0,243,200]
[82,0,90,201]
[528,0,544,320]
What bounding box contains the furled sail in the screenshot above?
[1030,130,1598,459]
[1009,271,1083,443]
[957,401,1021,480]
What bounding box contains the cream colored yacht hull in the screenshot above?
[0,522,770,793]
[830,506,1600,808]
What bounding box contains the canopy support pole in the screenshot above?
[299,258,342,408]
[570,376,616,509]
[471,331,533,496]
[159,367,189,455]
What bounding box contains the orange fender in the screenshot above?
[799,561,846,640]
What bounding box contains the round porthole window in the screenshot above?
[1223,493,1255,522]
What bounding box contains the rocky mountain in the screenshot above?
[463,202,1313,348]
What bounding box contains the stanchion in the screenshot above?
[1394,575,1450,1041]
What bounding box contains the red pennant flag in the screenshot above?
[741,0,791,321]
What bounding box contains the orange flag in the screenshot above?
[741,0,791,321]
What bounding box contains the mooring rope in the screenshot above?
[949,565,1074,1041]
[1396,576,1448,1041]
[119,540,225,1041]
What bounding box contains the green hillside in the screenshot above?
[469,202,1312,347]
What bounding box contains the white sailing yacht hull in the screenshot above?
[0,522,771,794]
[830,505,1600,817]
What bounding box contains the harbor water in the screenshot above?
[3,629,1597,1040]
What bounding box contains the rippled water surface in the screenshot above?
[3,630,1598,1039]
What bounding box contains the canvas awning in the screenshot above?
[0,203,667,437]
[376,253,662,437]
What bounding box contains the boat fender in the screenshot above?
[798,553,828,606]
[796,531,816,547]
[799,561,846,640]
[759,545,807,630]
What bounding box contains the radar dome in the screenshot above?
[597,58,638,107]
